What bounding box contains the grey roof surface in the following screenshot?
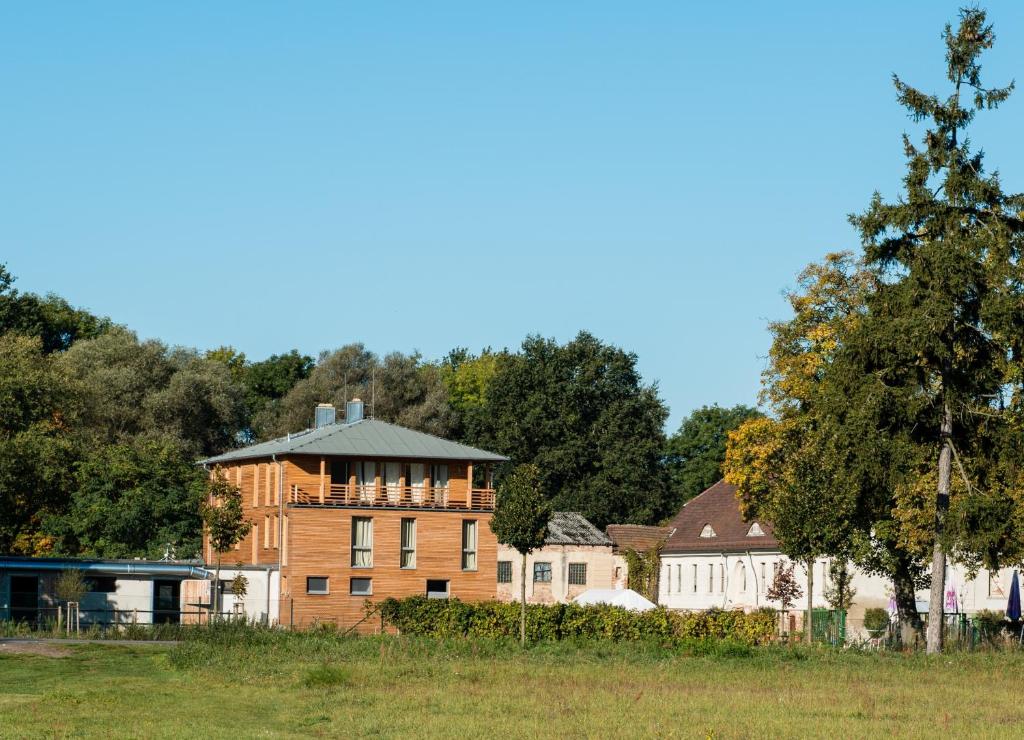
[545,512,614,546]
[201,418,508,465]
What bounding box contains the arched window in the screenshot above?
[746,522,766,537]
[699,524,717,538]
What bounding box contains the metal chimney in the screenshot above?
[314,403,336,429]
[346,398,365,423]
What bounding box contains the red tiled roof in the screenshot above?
[605,524,672,554]
[662,480,778,553]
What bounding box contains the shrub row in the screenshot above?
[378,597,778,645]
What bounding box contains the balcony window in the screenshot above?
[351,517,373,567]
[400,518,416,569]
[462,520,477,571]
[431,464,449,489]
[330,460,349,485]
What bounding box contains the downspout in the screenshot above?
[721,552,729,609]
[274,453,285,625]
[746,550,758,608]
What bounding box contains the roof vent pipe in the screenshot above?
[314,403,336,429]
[346,398,364,423]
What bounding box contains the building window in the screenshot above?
[426,579,449,599]
[665,565,672,593]
[497,560,512,583]
[264,515,270,549]
[430,464,449,489]
[739,563,747,592]
[746,522,766,537]
[568,563,587,586]
[306,576,329,595]
[534,562,552,583]
[700,524,717,538]
[351,517,373,567]
[350,577,372,596]
[330,460,349,486]
[720,563,725,592]
[462,520,477,571]
[760,562,767,593]
[400,518,416,569]
[676,564,681,593]
[692,564,698,592]
[85,576,117,593]
[708,564,714,592]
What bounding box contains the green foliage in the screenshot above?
[378,596,778,645]
[231,571,249,600]
[823,560,856,611]
[54,569,87,604]
[489,464,550,556]
[201,471,251,556]
[471,332,670,527]
[623,547,661,602]
[862,608,890,638]
[766,564,802,614]
[45,438,205,559]
[665,404,761,509]
[973,609,1008,645]
[0,264,110,353]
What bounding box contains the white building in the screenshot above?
[658,481,1021,638]
[497,512,615,604]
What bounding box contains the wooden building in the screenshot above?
[200,400,507,631]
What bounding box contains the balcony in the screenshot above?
[290,483,495,511]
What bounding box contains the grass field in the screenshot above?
[1,630,1021,739]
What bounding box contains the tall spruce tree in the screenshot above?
[849,9,1024,653]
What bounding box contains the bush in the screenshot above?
[378,597,777,646]
[973,609,1008,645]
[863,608,890,638]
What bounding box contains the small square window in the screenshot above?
[568,563,587,586]
[426,579,449,599]
[307,576,329,595]
[350,578,372,596]
[497,561,512,584]
[533,562,552,583]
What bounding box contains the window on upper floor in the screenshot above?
[534,562,552,583]
[568,563,587,586]
[330,460,349,485]
[431,464,449,489]
[747,522,766,537]
[351,517,373,567]
[700,524,716,538]
[400,518,416,569]
[462,520,478,570]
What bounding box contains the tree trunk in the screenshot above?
[806,560,814,645]
[893,561,924,647]
[927,403,953,654]
[520,555,527,647]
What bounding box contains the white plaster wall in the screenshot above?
[497,544,615,604]
[187,567,279,624]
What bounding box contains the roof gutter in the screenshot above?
[0,558,212,579]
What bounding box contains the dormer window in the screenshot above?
[699,524,716,538]
[747,522,766,537]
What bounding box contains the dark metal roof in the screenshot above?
[605,524,672,554]
[201,418,508,465]
[545,512,613,546]
[662,480,778,553]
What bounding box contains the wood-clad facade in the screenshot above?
[201,413,504,632]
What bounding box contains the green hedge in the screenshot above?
[378,597,777,645]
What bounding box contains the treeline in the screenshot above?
[0,264,753,559]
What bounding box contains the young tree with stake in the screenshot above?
[200,469,251,618]
[489,464,550,646]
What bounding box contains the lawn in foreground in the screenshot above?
[0,634,1021,739]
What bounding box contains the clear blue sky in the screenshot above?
[3,2,1023,431]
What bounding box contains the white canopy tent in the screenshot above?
[572,588,657,612]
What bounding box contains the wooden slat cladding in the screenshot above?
[281,508,497,631]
